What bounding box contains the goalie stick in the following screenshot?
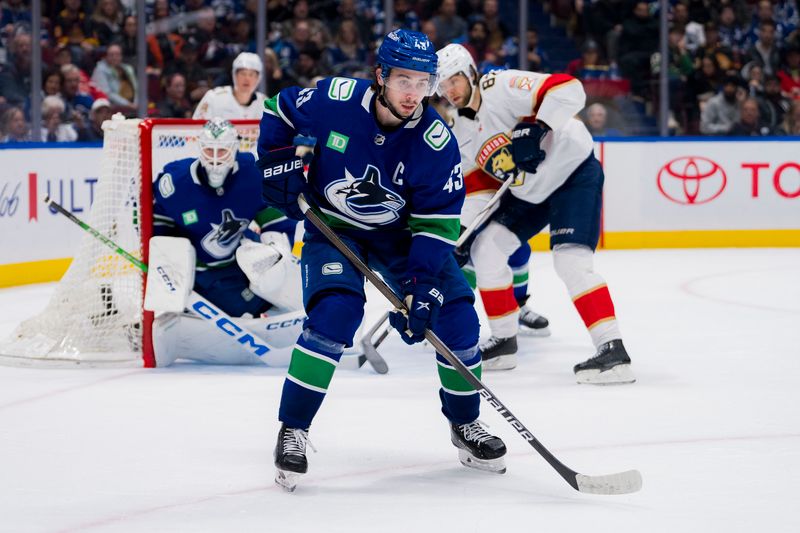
[298,194,642,495]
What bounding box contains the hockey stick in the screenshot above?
[43,195,278,362]
[358,311,391,374]
[298,194,642,495]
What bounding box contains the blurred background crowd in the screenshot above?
[1,0,799,142]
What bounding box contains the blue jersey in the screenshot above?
[153,152,287,269]
[258,77,464,281]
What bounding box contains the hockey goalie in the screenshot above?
[147,118,307,367]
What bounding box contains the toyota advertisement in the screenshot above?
[1,139,799,286]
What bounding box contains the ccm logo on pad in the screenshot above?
[262,159,303,178]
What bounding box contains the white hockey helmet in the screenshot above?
[232,52,262,89]
[198,118,239,189]
[435,43,479,104]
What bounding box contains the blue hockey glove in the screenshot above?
[259,146,306,220]
[510,121,550,174]
[389,277,444,345]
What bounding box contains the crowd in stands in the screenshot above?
[1,0,800,142]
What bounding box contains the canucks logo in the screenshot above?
[324,165,405,225]
[200,208,248,259]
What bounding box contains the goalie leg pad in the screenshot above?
[144,236,196,314]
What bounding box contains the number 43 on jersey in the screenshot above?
[443,163,463,194]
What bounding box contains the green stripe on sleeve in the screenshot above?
[408,215,460,244]
[254,207,288,228]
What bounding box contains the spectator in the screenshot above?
[745,63,765,97]
[263,47,289,97]
[777,98,800,134]
[743,0,790,48]
[758,74,791,128]
[0,106,28,142]
[583,102,623,136]
[618,1,660,97]
[326,19,367,77]
[421,18,438,49]
[90,0,123,47]
[777,45,800,98]
[334,0,373,48]
[0,30,32,107]
[42,68,65,101]
[431,0,467,49]
[729,97,774,135]
[147,0,185,75]
[462,19,489,65]
[156,73,192,118]
[76,97,112,141]
[1,0,31,32]
[53,0,98,69]
[280,0,329,51]
[163,37,210,104]
[40,95,78,142]
[717,5,745,54]
[285,44,323,88]
[91,43,137,109]
[115,15,139,66]
[478,0,509,50]
[580,0,626,63]
[188,7,227,68]
[61,63,95,125]
[274,19,312,70]
[672,1,705,54]
[700,75,743,134]
[225,14,254,58]
[567,40,605,78]
[743,20,781,76]
[686,55,722,131]
[697,21,736,72]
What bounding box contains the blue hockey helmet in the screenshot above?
[377,29,439,96]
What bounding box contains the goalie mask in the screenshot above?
[198,118,239,189]
[435,43,479,108]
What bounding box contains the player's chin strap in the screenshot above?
[377,84,410,122]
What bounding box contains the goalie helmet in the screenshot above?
[232,52,262,90]
[435,43,479,105]
[198,118,239,189]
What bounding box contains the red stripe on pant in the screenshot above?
[480,285,518,319]
[573,284,616,329]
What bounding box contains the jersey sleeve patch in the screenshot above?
[327,77,356,101]
[158,173,175,198]
[423,119,451,151]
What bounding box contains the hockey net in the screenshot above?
[0,117,261,368]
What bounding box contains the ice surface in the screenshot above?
[1,249,798,533]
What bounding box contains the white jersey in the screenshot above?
[193,86,267,120]
[450,69,593,223]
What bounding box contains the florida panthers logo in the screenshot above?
[324,165,406,225]
[200,208,248,259]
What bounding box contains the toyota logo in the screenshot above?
[657,156,727,205]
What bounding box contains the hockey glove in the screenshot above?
[259,146,306,220]
[453,225,474,268]
[510,121,550,174]
[389,277,444,345]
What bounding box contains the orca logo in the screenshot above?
[324,165,406,225]
[200,208,248,259]
[657,156,727,205]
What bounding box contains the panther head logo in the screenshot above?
[324,165,406,225]
[491,147,515,178]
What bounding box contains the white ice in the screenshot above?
[1,248,798,533]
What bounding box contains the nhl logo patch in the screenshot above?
[374,134,385,145]
[476,133,516,182]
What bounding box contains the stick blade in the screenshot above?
[576,469,643,495]
[360,338,389,374]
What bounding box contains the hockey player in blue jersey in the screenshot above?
[150,118,304,366]
[257,29,508,492]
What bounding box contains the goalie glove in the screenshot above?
[259,146,306,220]
[389,277,444,345]
[510,121,550,174]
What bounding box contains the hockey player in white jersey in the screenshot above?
[436,44,635,384]
[193,52,267,120]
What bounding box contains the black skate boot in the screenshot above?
[274,424,313,492]
[573,339,636,385]
[480,335,518,370]
[518,306,551,337]
[450,421,507,474]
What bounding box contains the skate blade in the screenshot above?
[481,354,517,371]
[576,363,636,385]
[457,449,506,474]
[518,325,551,337]
[275,469,302,492]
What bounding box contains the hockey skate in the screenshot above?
[450,421,507,474]
[274,424,313,492]
[574,339,636,385]
[479,335,517,370]
[518,306,551,337]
